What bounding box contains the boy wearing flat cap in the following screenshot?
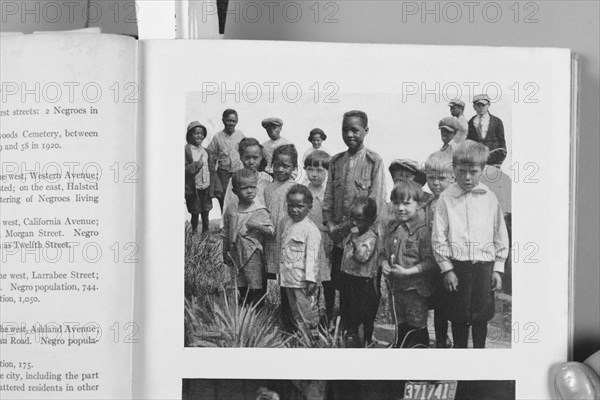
[448,99,468,143]
[261,117,291,176]
[466,94,507,160]
[438,117,461,154]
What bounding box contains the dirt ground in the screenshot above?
[373,293,512,349]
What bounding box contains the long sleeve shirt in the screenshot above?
[279,218,322,288]
[381,216,436,296]
[206,130,245,172]
[322,148,386,242]
[221,202,274,270]
[431,182,509,273]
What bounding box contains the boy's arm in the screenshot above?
[496,118,507,152]
[368,156,387,220]
[206,136,219,171]
[184,148,201,175]
[322,161,335,226]
[220,208,231,259]
[412,227,436,273]
[431,197,454,273]
[247,210,275,238]
[493,201,510,273]
[304,226,322,284]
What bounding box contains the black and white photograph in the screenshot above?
[1,1,597,400]
[182,378,515,400]
[184,91,512,350]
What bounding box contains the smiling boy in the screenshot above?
[323,111,386,315]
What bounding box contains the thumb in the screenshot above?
[554,351,600,399]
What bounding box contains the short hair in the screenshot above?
[237,137,263,158]
[390,180,425,204]
[186,124,207,144]
[453,140,489,168]
[287,184,313,207]
[308,128,327,142]
[350,196,377,224]
[424,152,454,176]
[231,168,258,190]
[304,150,331,169]
[272,144,298,168]
[222,108,238,119]
[343,110,368,128]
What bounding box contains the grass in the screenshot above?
[184,220,510,348]
[185,293,291,348]
[183,220,394,348]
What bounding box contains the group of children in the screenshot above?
[185,105,509,349]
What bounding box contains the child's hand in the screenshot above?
[305,281,317,296]
[326,221,338,237]
[381,260,391,276]
[391,264,416,278]
[491,271,502,291]
[443,270,459,292]
[245,220,262,232]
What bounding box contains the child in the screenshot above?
[323,110,386,324]
[264,145,299,328]
[302,128,329,162]
[339,196,380,347]
[381,159,430,233]
[304,150,334,325]
[423,152,455,348]
[279,184,322,331]
[221,169,274,307]
[207,109,246,213]
[261,117,292,176]
[184,121,216,235]
[422,152,455,229]
[438,116,461,156]
[432,140,509,348]
[381,180,436,348]
[221,138,272,214]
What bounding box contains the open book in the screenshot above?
[0,33,576,399]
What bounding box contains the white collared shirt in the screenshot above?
[279,217,321,288]
[431,182,509,273]
[474,113,490,139]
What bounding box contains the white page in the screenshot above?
[138,39,572,399]
[0,34,137,399]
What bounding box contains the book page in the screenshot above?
[0,34,137,399]
[137,39,572,399]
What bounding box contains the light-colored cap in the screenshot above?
[261,117,283,128]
